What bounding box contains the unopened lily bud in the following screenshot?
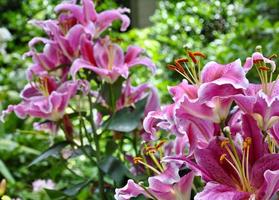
[255,45,262,53]
[223,126,231,134]
[0,179,7,196]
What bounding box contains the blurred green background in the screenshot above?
[0,0,278,199]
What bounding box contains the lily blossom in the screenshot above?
[116,79,160,114]
[70,37,155,83]
[115,164,194,200]
[172,58,248,124]
[1,76,79,122]
[234,81,279,131]
[164,115,279,200]
[54,0,130,36]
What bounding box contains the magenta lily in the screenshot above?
[164,115,279,200]
[1,76,79,122]
[70,37,155,83]
[54,0,130,37]
[116,79,159,114]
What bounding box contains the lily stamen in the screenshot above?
[145,146,164,172]
[220,136,253,192]
[133,156,161,175]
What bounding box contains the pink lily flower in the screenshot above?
[234,50,278,131]
[54,0,130,36]
[70,37,155,83]
[25,37,69,80]
[243,51,276,73]
[25,21,86,80]
[115,164,195,200]
[164,115,279,200]
[234,82,279,131]
[1,76,79,122]
[116,79,160,115]
[171,58,248,124]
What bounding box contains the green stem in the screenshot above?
[88,94,106,200]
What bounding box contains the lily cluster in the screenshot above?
[116,48,279,200]
[1,1,158,198]
[1,0,156,136]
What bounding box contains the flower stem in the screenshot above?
[88,94,106,200]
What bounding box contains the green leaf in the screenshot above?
[69,145,96,159]
[105,139,118,155]
[0,159,15,183]
[99,156,132,186]
[29,141,69,167]
[45,189,66,200]
[108,97,147,132]
[100,77,125,109]
[63,180,91,196]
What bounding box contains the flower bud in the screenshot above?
[0,179,7,196]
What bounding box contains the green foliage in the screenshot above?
[0,0,279,199]
[121,0,279,102]
[108,97,147,132]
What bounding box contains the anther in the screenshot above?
[155,140,165,150]
[193,51,206,58]
[245,137,252,145]
[176,58,189,63]
[221,139,229,148]
[220,153,227,164]
[133,157,143,164]
[188,52,197,64]
[243,141,248,149]
[253,59,263,64]
[258,66,270,71]
[145,146,156,154]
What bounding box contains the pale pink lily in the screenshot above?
[54,0,130,37]
[234,81,279,131]
[243,52,276,73]
[70,37,155,83]
[172,59,248,124]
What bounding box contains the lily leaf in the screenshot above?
[99,156,132,186]
[0,159,15,183]
[63,180,91,196]
[29,141,69,167]
[108,97,147,132]
[100,77,125,109]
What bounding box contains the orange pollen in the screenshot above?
[253,59,263,64]
[245,137,252,145]
[220,153,227,164]
[243,141,248,150]
[221,139,229,148]
[193,51,206,58]
[188,52,198,64]
[133,157,143,164]
[156,140,165,150]
[258,66,270,71]
[168,64,177,71]
[176,58,189,63]
[145,146,157,154]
